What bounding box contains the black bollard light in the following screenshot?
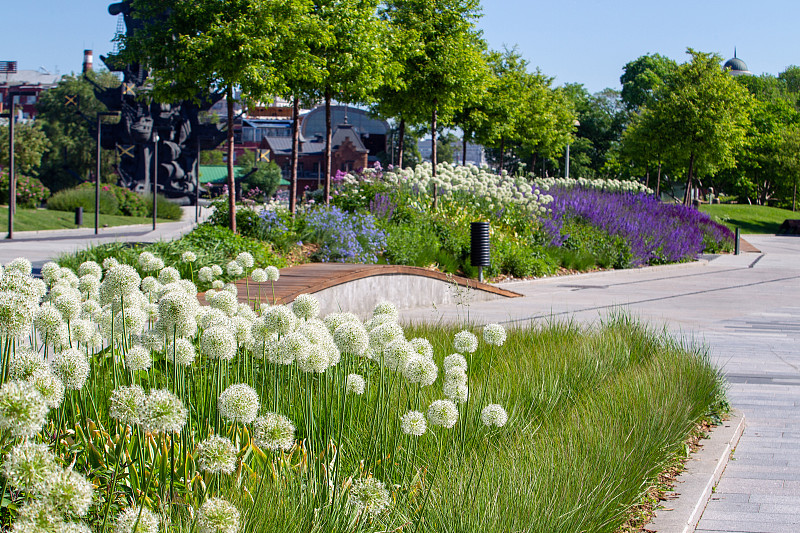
[75,207,84,226]
[470,222,491,282]
[735,227,741,255]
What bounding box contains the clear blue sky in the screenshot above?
[2,0,798,94]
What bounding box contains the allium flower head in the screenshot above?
[9,348,47,380]
[198,266,216,283]
[272,332,307,365]
[225,261,243,277]
[402,356,438,386]
[235,252,255,269]
[140,276,160,295]
[99,265,141,305]
[71,319,96,344]
[78,261,103,279]
[292,294,320,320]
[41,261,61,285]
[197,497,240,533]
[169,338,196,366]
[264,266,280,282]
[382,339,415,372]
[333,321,369,356]
[78,274,101,296]
[2,441,58,494]
[201,326,237,361]
[443,353,468,372]
[14,500,64,531]
[114,507,159,533]
[253,413,295,451]
[400,410,427,437]
[369,322,404,351]
[0,380,49,438]
[296,344,330,373]
[46,469,94,516]
[443,381,469,404]
[102,257,119,270]
[28,370,65,409]
[409,338,434,359]
[210,290,239,317]
[218,384,260,424]
[349,478,391,516]
[261,305,297,336]
[211,265,223,277]
[372,300,398,322]
[81,300,102,320]
[196,436,237,475]
[346,374,366,395]
[444,366,468,387]
[109,385,145,426]
[251,268,267,283]
[481,404,508,427]
[113,307,147,338]
[138,252,160,271]
[138,389,187,434]
[483,324,507,346]
[181,251,197,263]
[51,348,90,390]
[198,307,231,330]
[158,266,181,285]
[324,312,360,333]
[0,290,36,338]
[54,292,81,322]
[6,257,32,276]
[453,330,479,354]
[211,280,225,290]
[125,345,152,373]
[427,399,459,429]
[34,304,64,338]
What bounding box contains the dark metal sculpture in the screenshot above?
[92,1,226,203]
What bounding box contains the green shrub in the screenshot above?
[0,173,50,208]
[493,238,557,278]
[48,183,181,220]
[47,186,120,214]
[141,193,183,221]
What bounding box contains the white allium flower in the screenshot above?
[35,304,64,339]
[225,261,243,277]
[125,345,152,373]
[201,326,237,361]
[443,381,469,404]
[41,262,61,285]
[400,410,427,437]
[197,497,240,533]
[333,322,369,356]
[296,344,329,373]
[99,265,141,305]
[140,276,160,295]
[138,252,159,271]
[218,384,260,424]
[210,290,239,317]
[443,353,468,372]
[102,257,119,271]
[324,312,360,334]
[198,266,216,283]
[211,280,225,290]
[181,251,197,263]
[365,314,395,331]
[46,469,94,517]
[235,252,255,270]
[453,331,479,354]
[444,366,468,387]
[2,442,58,494]
[14,500,64,532]
[0,380,49,438]
[138,389,187,434]
[78,274,100,297]
[51,348,90,390]
[251,332,280,362]
[196,436,237,475]
[9,348,47,380]
[113,307,147,338]
[264,266,280,282]
[251,268,267,283]
[427,399,459,429]
[158,266,181,285]
[223,283,238,295]
[136,328,164,352]
[158,290,197,329]
[229,316,252,345]
[6,257,32,276]
[211,265,223,277]
[369,322,404,351]
[114,507,159,533]
[383,339,415,372]
[59,521,93,533]
[54,292,81,322]
[261,305,297,336]
[349,478,391,516]
[483,324,507,346]
[481,404,508,428]
[81,300,102,320]
[372,300,398,322]
[168,338,196,366]
[253,413,295,452]
[28,370,65,409]
[409,338,434,359]
[292,294,320,320]
[72,319,96,344]
[198,307,232,330]
[0,290,36,338]
[403,356,438,386]
[78,261,103,279]
[109,385,145,426]
[346,374,366,395]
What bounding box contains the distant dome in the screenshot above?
[723,51,751,76]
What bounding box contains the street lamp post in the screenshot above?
[95,111,120,234]
[152,133,159,231]
[3,103,16,239]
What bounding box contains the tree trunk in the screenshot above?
[645,166,650,189]
[656,162,662,199]
[462,135,467,166]
[290,95,299,215]
[431,101,438,208]
[397,119,405,169]
[226,87,237,234]
[683,153,695,206]
[499,137,505,172]
[324,87,332,205]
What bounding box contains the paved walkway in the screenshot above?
[401,234,800,533]
[0,206,209,270]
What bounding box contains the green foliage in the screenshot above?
[0,122,51,177]
[0,173,50,208]
[237,151,282,199]
[620,53,678,111]
[141,193,184,221]
[47,186,120,215]
[560,221,633,269]
[47,184,182,220]
[200,150,224,165]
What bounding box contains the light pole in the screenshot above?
[95,111,120,234]
[2,103,16,239]
[152,132,159,231]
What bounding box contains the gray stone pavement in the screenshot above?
[401,234,800,533]
[0,206,209,271]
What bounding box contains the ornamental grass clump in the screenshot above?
[0,253,724,532]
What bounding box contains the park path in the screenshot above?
[401,234,800,533]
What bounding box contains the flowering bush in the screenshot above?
[305,205,386,263]
[0,173,50,208]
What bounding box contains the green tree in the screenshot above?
[620,53,677,111]
[118,0,303,232]
[35,71,120,191]
[237,149,282,199]
[630,49,752,205]
[0,122,50,177]
[777,125,800,210]
[199,150,224,166]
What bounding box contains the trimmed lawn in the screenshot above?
[0,206,176,232]
[700,204,798,234]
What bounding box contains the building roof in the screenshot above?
[0,70,61,87]
[331,124,368,153]
[198,165,250,184]
[301,105,388,138]
[723,50,751,76]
